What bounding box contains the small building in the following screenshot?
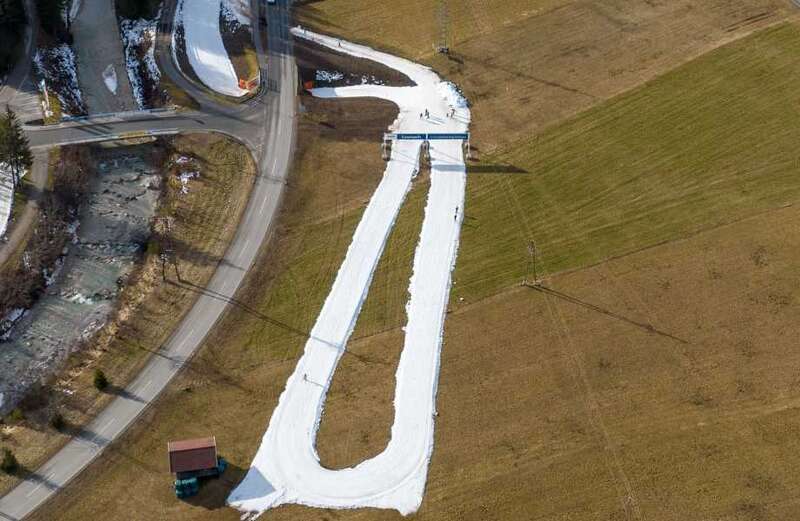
[168,437,227,498]
[168,437,218,478]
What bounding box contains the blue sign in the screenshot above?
[427,133,469,140]
[393,133,469,141]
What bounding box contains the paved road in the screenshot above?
[0,1,297,519]
[0,0,41,123]
[71,0,136,113]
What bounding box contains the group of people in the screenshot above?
[418,107,458,119]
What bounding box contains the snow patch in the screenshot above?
[315,69,344,83]
[0,163,22,238]
[33,44,86,116]
[178,170,199,194]
[68,293,93,305]
[0,308,27,341]
[222,0,250,26]
[120,13,162,110]
[102,65,118,94]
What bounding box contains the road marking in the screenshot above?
[138,380,153,395]
[99,418,116,435]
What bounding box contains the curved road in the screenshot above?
[0,0,296,519]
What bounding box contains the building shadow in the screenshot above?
[183,460,250,510]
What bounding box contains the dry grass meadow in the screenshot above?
[24,1,800,520]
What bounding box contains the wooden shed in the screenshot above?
[168,437,218,475]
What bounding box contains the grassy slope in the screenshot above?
[28,20,800,521]
[455,22,800,302]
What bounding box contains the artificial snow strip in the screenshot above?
[228,28,470,517]
[175,0,248,97]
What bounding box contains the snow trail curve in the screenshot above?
[228,29,470,517]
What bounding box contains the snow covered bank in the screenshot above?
[172,0,248,97]
[228,29,470,517]
[33,44,86,116]
[120,12,162,109]
[0,164,15,239]
[222,0,251,27]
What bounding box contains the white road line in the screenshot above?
[137,380,153,395]
[99,418,116,435]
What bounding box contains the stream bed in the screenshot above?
[0,144,160,413]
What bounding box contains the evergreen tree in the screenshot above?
[2,106,33,189]
[93,369,109,391]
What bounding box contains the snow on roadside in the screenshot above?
[0,163,26,239]
[228,29,471,517]
[33,44,86,115]
[222,0,251,26]
[102,64,118,94]
[120,11,162,109]
[174,0,248,97]
[0,164,15,239]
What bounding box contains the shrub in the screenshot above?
[1,448,18,474]
[50,412,65,431]
[93,369,109,391]
[6,408,24,424]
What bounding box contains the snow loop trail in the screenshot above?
[228,29,471,517]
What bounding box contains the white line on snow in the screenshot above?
[228,28,471,517]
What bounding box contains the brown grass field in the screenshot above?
[21,1,800,520]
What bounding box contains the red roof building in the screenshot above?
[168,437,218,474]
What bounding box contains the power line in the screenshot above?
[436,0,450,54]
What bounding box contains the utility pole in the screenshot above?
[436,0,450,54]
[526,241,539,286]
[153,216,178,281]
